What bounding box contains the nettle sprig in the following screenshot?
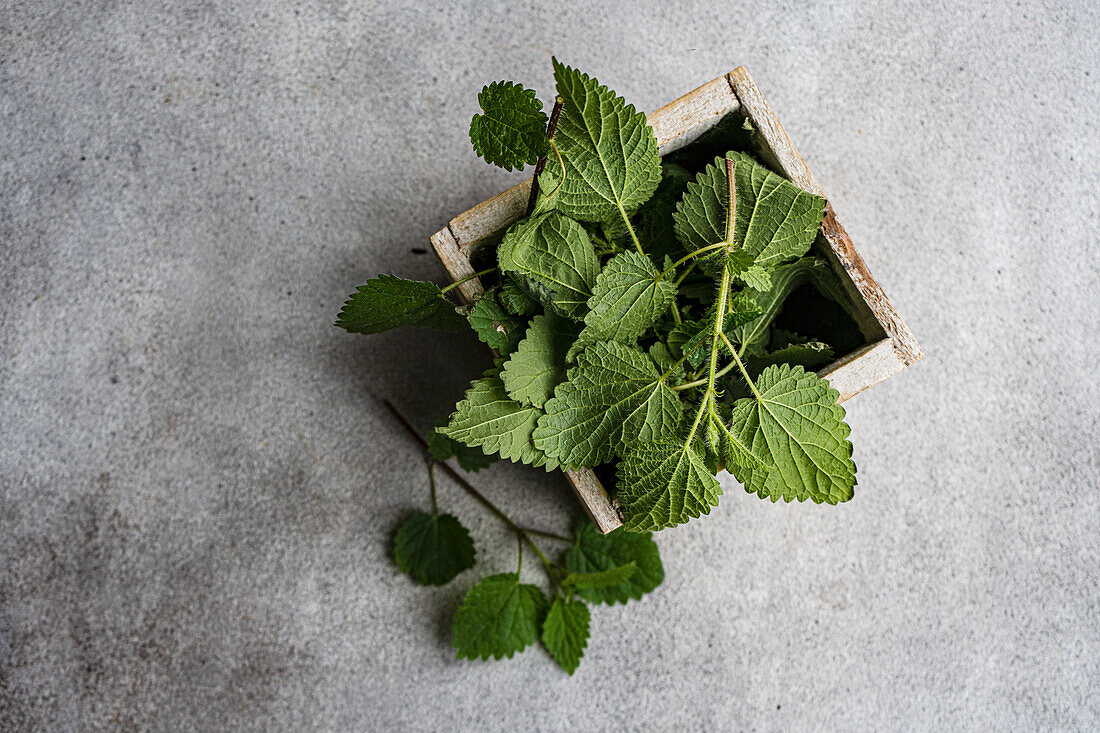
[339,59,858,670]
[385,401,662,673]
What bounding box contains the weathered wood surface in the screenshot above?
[432,68,922,533]
[565,469,621,534]
[428,227,484,304]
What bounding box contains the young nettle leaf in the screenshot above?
[727,364,856,504]
[705,404,771,478]
[426,425,497,472]
[616,439,722,531]
[500,313,579,408]
[393,511,476,586]
[747,341,835,375]
[575,250,677,345]
[498,212,599,320]
[563,522,664,605]
[541,598,590,675]
[534,341,683,467]
[725,250,771,291]
[672,150,756,256]
[732,160,826,268]
[441,371,559,470]
[673,153,825,269]
[498,277,539,316]
[465,293,525,354]
[733,256,839,354]
[469,81,550,171]
[562,561,636,590]
[452,573,548,660]
[540,59,661,225]
[335,275,466,334]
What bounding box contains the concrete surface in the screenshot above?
[1,1,1097,730]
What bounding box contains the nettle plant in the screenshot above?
[338,60,857,672]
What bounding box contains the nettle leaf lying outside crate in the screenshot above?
[337,61,921,672]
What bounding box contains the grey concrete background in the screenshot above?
[1,1,1097,730]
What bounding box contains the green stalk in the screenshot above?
[617,203,644,254]
[440,267,497,294]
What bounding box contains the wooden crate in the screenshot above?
[431,67,922,533]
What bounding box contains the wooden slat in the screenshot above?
[649,75,741,154]
[565,469,622,534]
[428,227,483,304]
[726,67,923,365]
[819,338,907,402]
[448,181,532,256]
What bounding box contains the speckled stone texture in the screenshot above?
[1,1,1097,730]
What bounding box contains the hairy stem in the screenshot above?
[671,357,738,392]
[519,527,573,543]
[617,203,644,254]
[723,333,764,401]
[440,267,497,294]
[658,242,728,279]
[428,461,438,515]
[684,160,740,445]
[525,96,565,215]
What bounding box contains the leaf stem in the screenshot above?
[673,262,698,286]
[617,203,644,254]
[723,334,764,401]
[519,527,573,543]
[671,358,737,391]
[440,267,497,294]
[516,534,524,574]
[684,160,740,445]
[526,96,565,215]
[658,242,728,279]
[428,461,439,515]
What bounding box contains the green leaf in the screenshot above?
[426,425,497,472]
[732,257,837,354]
[563,561,636,589]
[672,153,825,268]
[541,598,590,675]
[534,341,683,466]
[616,439,722,531]
[452,573,548,660]
[575,250,677,345]
[672,151,747,255]
[726,251,772,291]
[393,512,476,586]
[499,277,538,316]
[469,81,549,171]
[500,313,579,408]
[498,212,599,320]
[732,159,825,267]
[441,372,559,471]
[465,293,524,354]
[728,364,856,504]
[540,59,661,223]
[563,521,664,604]
[748,341,835,374]
[335,275,466,334]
